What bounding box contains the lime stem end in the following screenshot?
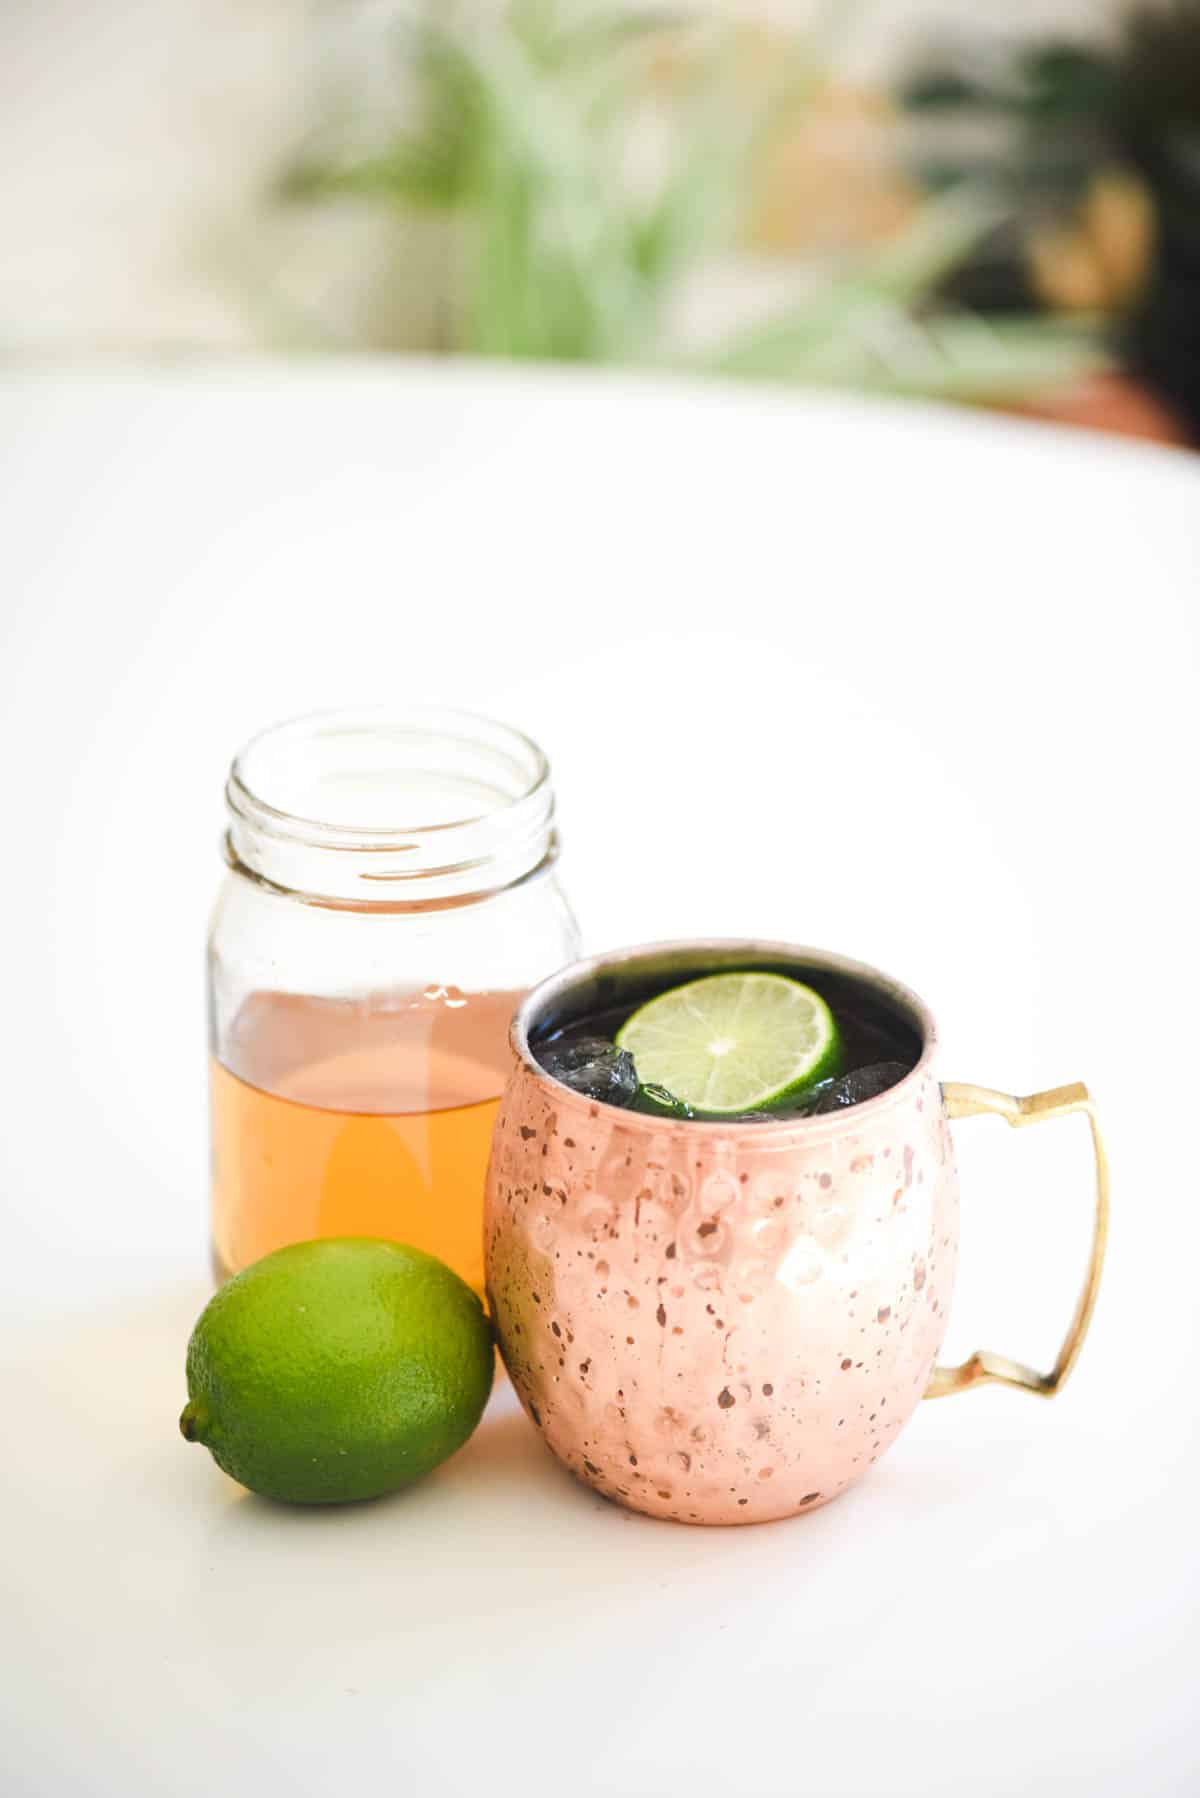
[179,1400,207,1443]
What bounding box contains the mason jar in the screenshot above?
[207,708,581,1292]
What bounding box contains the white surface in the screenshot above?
[1,362,1198,1797]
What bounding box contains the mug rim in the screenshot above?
[510,938,938,1137]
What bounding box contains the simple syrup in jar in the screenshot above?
[208,708,581,1291]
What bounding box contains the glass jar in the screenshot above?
[207,708,581,1292]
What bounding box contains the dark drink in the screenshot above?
[532,959,920,1120]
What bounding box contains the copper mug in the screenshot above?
[484,941,1109,1525]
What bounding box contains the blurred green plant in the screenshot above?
[900,2,1200,435]
[280,0,1107,400]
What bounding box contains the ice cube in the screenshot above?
[808,1062,909,1114]
[540,1036,639,1107]
[632,1083,693,1120]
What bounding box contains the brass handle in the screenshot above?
[925,1081,1109,1399]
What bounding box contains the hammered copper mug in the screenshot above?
[484,941,1109,1526]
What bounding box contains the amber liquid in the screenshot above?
[210,988,522,1291]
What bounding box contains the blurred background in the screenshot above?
[3,0,1198,446]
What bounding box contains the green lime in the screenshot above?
[180,1238,494,1504]
[615,971,840,1115]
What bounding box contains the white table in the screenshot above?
[2,362,1198,1797]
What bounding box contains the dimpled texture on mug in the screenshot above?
[485,1067,958,1524]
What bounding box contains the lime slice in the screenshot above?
[615,972,839,1116]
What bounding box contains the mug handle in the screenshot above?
[925,1081,1110,1399]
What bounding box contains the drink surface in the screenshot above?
[533,964,920,1119]
[210,987,520,1290]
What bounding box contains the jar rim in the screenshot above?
[223,706,557,906]
[227,705,550,846]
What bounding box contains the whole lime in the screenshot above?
[180,1238,494,1504]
